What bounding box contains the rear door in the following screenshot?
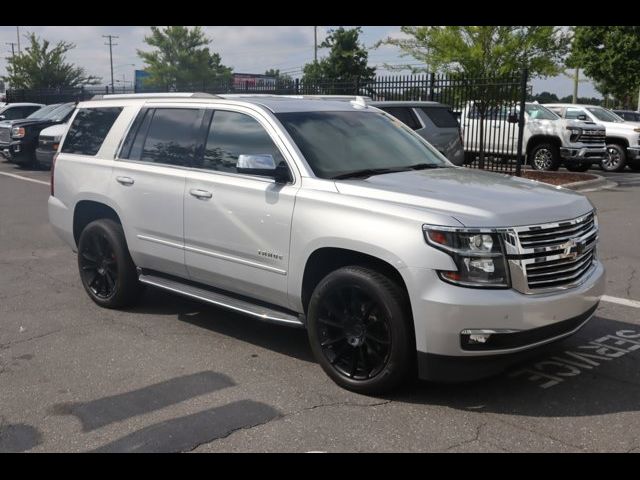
[415,106,464,163]
[182,106,298,308]
[111,106,205,278]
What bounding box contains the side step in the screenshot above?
[138,271,305,328]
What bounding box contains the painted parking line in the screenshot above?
[601,295,640,309]
[0,171,49,186]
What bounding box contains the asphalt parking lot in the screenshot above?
[1,160,639,453]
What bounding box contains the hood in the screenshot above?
[3,118,57,129]
[334,167,593,228]
[39,122,68,138]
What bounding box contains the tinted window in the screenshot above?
[27,104,59,119]
[421,107,459,127]
[134,108,204,166]
[379,107,421,130]
[49,103,75,122]
[586,107,623,122]
[565,107,586,120]
[524,104,559,120]
[61,107,123,156]
[276,111,447,179]
[3,106,38,120]
[197,110,284,173]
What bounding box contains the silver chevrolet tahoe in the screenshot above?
[48,93,605,394]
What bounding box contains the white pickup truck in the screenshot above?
[461,102,607,171]
[544,103,640,172]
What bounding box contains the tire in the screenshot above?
[306,266,414,394]
[529,143,560,171]
[565,163,591,172]
[77,218,143,309]
[601,144,627,172]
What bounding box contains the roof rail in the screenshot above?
[90,92,221,100]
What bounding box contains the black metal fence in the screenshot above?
[6,71,528,175]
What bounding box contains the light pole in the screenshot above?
[103,35,119,93]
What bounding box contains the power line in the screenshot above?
[103,35,119,93]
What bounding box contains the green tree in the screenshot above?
[302,27,376,87]
[137,26,232,89]
[2,33,99,89]
[527,91,560,103]
[377,26,571,78]
[569,26,640,108]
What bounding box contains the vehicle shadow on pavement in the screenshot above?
[0,423,43,453]
[127,287,315,364]
[393,314,640,418]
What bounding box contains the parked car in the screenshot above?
[544,103,640,172]
[0,102,44,122]
[1,103,62,161]
[612,110,640,123]
[35,122,69,169]
[461,102,607,172]
[49,92,604,394]
[367,101,465,166]
[0,102,75,168]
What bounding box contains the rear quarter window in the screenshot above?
[61,107,123,156]
[378,107,421,130]
[421,107,459,128]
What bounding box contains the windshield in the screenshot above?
[48,103,75,122]
[525,103,559,120]
[26,104,61,119]
[586,107,624,122]
[276,110,449,179]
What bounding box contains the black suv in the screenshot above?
[613,110,640,122]
[0,102,75,168]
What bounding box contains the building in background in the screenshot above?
[134,70,151,92]
[232,73,276,90]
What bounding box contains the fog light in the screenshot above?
[462,330,492,344]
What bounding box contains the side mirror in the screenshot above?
[507,112,518,123]
[0,115,5,120]
[237,154,291,183]
[577,114,588,121]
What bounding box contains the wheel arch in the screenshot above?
[73,200,122,246]
[606,136,630,149]
[526,135,561,155]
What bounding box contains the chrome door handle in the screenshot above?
[116,176,135,186]
[189,188,213,200]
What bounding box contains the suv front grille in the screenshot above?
[577,130,605,144]
[505,212,598,294]
[0,126,10,143]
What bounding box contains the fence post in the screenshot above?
[515,68,528,177]
[295,78,299,95]
[429,72,435,101]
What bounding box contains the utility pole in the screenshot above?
[103,34,119,94]
[314,26,318,63]
[6,42,17,57]
[16,26,20,54]
[572,67,579,104]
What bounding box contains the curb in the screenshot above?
[560,173,610,191]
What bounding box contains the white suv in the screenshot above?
[48,93,604,393]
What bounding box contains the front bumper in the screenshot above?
[405,260,605,381]
[35,147,55,167]
[560,146,607,163]
[627,146,640,160]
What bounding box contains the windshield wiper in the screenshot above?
[331,167,411,180]
[406,163,446,170]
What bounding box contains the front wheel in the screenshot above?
[307,266,414,394]
[601,144,627,172]
[529,143,560,171]
[565,163,591,172]
[77,218,143,308]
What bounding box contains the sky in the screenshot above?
[0,26,600,98]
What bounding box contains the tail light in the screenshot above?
[50,153,58,196]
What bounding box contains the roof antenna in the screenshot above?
[350,96,367,109]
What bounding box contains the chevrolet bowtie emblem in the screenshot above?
[561,239,577,259]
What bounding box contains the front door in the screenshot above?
[183,108,298,308]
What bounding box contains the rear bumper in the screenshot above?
[417,303,597,382]
[560,146,606,163]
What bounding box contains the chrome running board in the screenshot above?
[138,271,305,328]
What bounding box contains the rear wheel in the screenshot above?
[307,266,414,394]
[565,163,591,172]
[529,143,560,171]
[601,144,627,172]
[77,219,142,308]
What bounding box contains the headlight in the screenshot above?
[11,127,25,139]
[423,226,510,288]
[566,126,582,143]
